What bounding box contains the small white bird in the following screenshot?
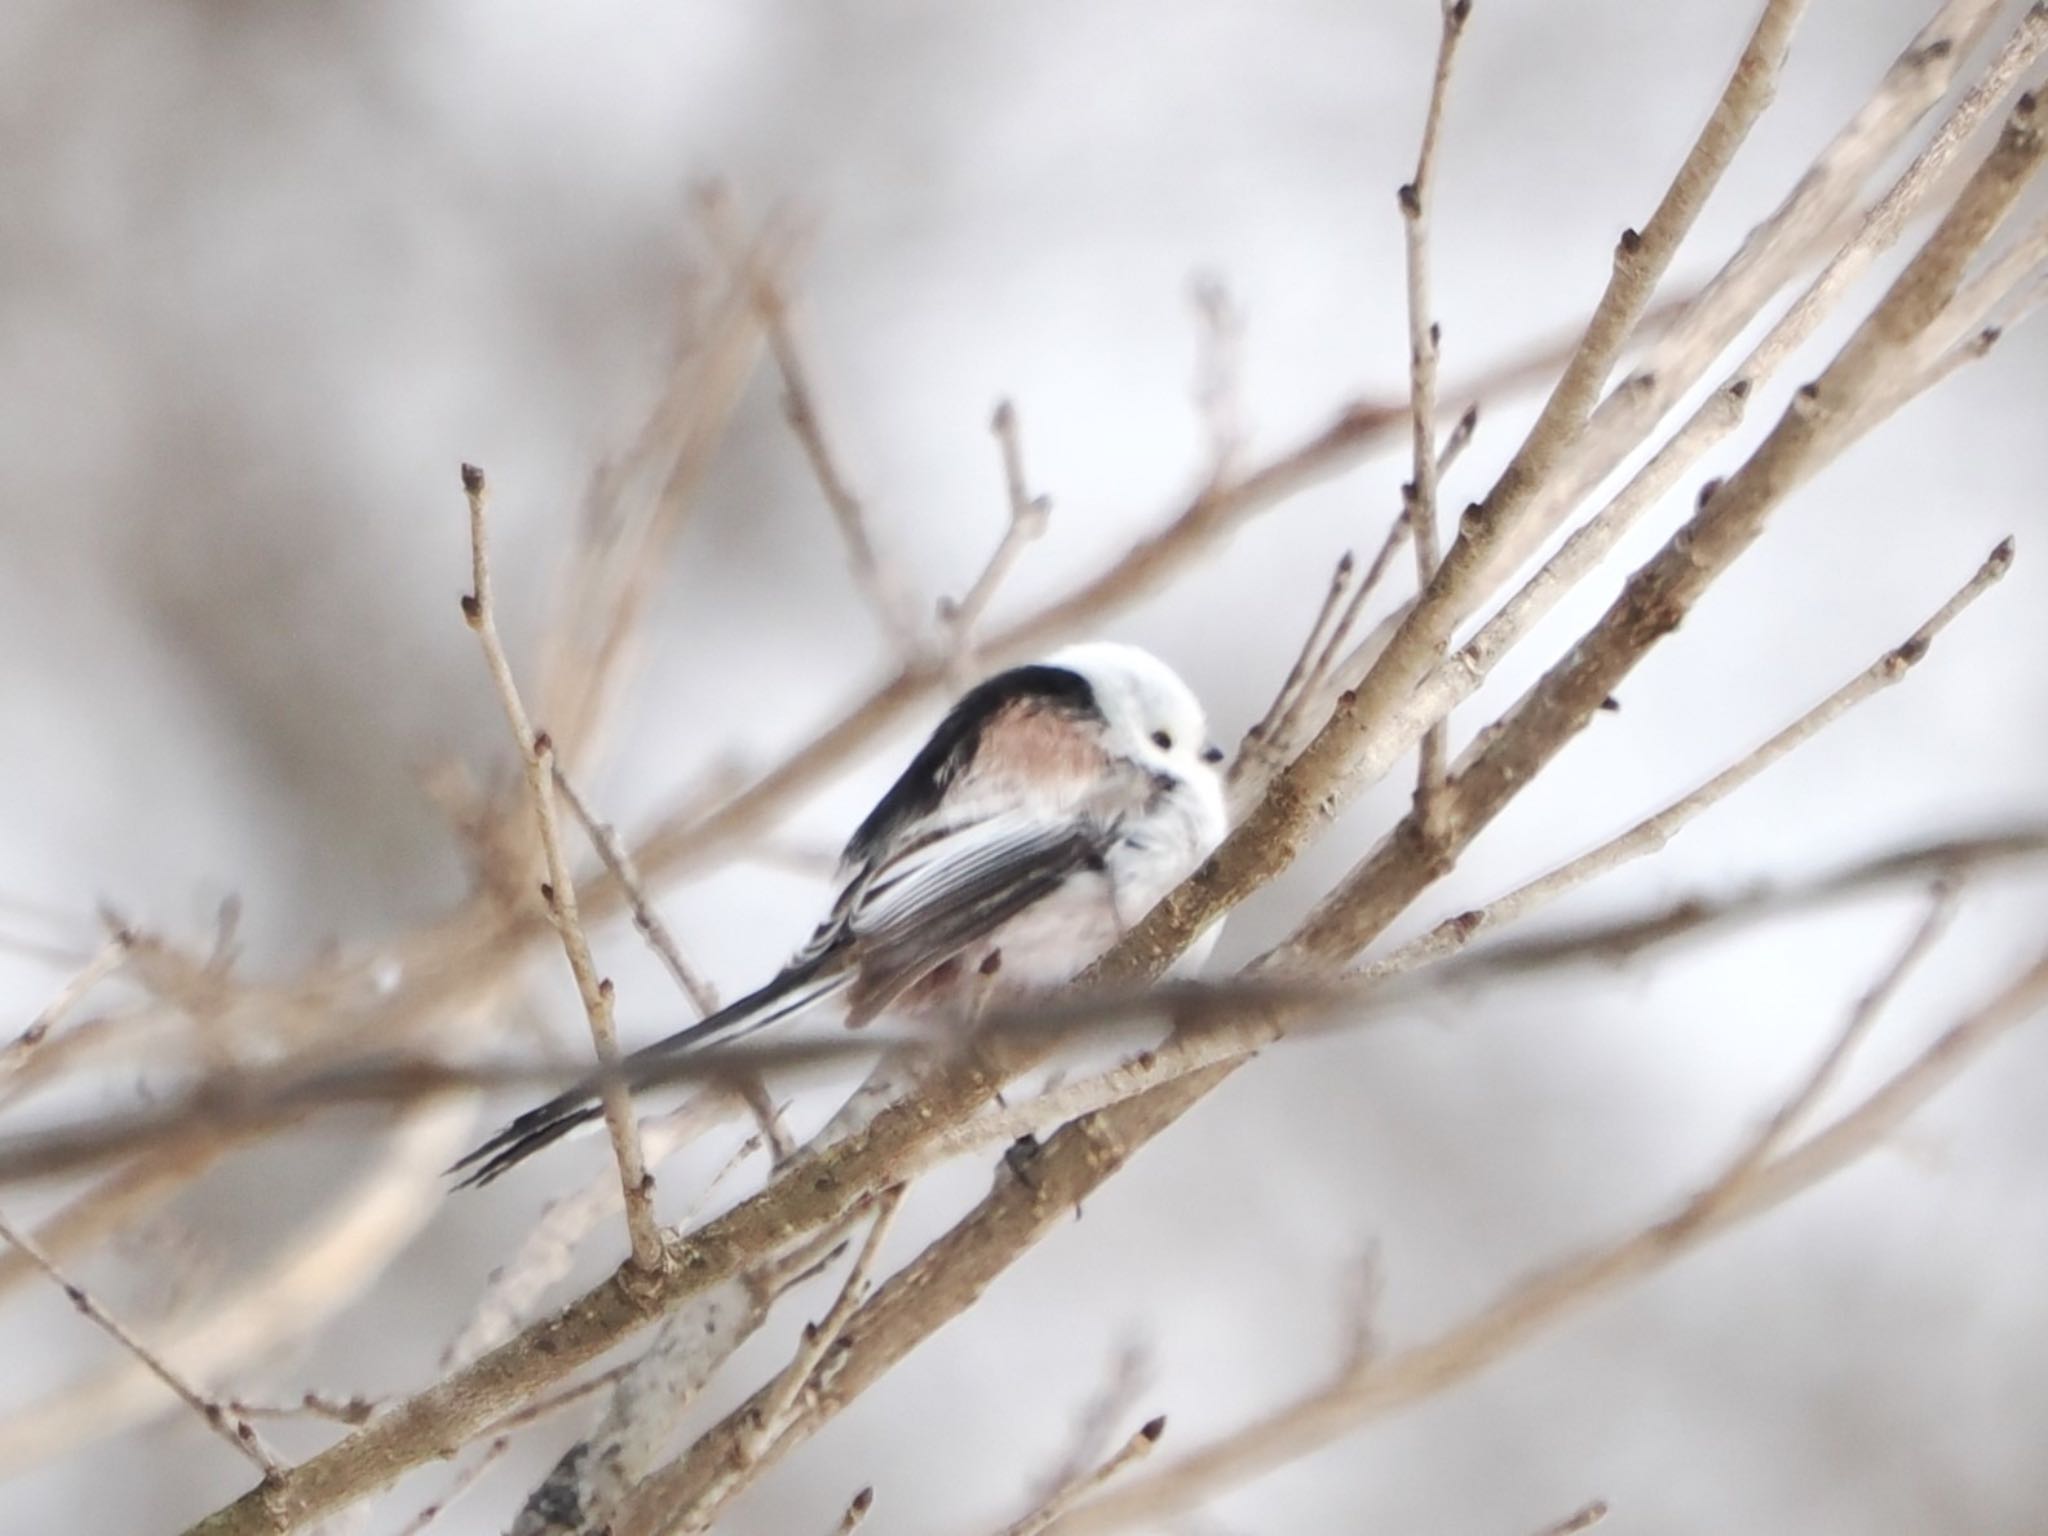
[453,641,1228,1186]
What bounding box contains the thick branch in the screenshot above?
[1280,93,2044,970]
[1094,0,1811,987]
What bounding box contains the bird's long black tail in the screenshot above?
[449,962,848,1188]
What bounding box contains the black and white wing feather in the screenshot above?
[448,806,1115,1187]
[838,808,1111,1019]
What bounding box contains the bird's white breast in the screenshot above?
[950,770,1226,997]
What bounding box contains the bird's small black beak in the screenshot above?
[1201,742,1226,765]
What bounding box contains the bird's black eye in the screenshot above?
[1151,730,1174,751]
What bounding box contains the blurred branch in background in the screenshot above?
[0,3,2043,1534]
[0,1211,282,1477]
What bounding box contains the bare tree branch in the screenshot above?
[941,398,1052,658]
[0,933,129,1086]
[553,767,721,1019]
[461,463,663,1274]
[1398,0,1471,815]
[599,86,2048,1536]
[1446,827,2048,977]
[831,1486,875,1534]
[1278,93,2045,972]
[164,26,2041,1534]
[534,231,773,779]
[703,191,924,653]
[995,1417,1165,1536]
[0,1211,281,1477]
[662,1186,905,1534]
[1487,0,2013,589]
[1094,0,1814,988]
[1359,537,2012,979]
[0,1100,476,1480]
[1043,943,2048,1533]
[393,1439,508,1536]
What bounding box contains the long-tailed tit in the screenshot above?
[452,641,1228,1187]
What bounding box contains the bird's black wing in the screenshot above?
[840,809,1115,1021]
[447,959,850,1188]
[841,663,1102,865]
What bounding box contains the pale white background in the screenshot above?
[2,1,2045,1532]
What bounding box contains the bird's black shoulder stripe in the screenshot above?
[843,663,1102,863]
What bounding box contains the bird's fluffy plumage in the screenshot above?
[451,642,1226,1187]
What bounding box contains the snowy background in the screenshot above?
[2,1,2045,1531]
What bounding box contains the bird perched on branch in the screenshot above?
[452,642,1228,1187]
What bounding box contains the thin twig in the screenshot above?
[477,1360,640,1443]
[735,1077,802,1168]
[832,1487,876,1534]
[1098,0,1814,989]
[1279,94,2048,973]
[460,463,663,1275]
[1029,1341,1155,1506]
[1256,392,1475,804]
[1234,550,1357,776]
[553,764,720,1018]
[755,1186,904,1438]
[227,1394,377,1429]
[1261,493,1422,770]
[668,1186,906,1534]
[1359,537,2013,979]
[703,191,922,653]
[0,1099,477,1478]
[1398,0,1471,817]
[394,1438,508,1536]
[1234,410,1470,805]
[1,934,129,1083]
[1453,827,2048,977]
[1704,885,1958,1196]
[0,1211,280,1475]
[944,399,1052,654]
[441,1094,744,1375]
[997,1417,1165,1536]
[1434,4,2048,737]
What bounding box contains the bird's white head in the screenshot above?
[1044,641,1225,783]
